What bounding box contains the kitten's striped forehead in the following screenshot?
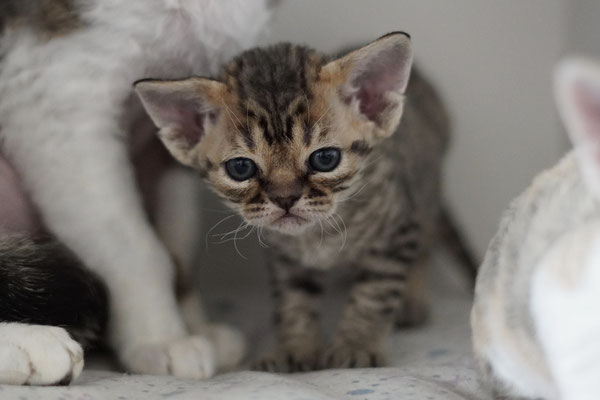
[221,43,328,147]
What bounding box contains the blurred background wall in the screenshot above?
[197,1,598,295]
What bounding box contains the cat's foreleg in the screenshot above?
[322,254,414,369]
[252,253,323,372]
[154,167,246,372]
[2,120,217,378]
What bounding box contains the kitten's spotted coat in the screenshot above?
[137,33,460,371]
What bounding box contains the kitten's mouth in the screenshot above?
[270,212,310,233]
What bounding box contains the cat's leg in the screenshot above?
[154,166,246,372]
[395,260,429,327]
[322,254,417,369]
[252,253,323,372]
[1,115,216,378]
[0,323,83,386]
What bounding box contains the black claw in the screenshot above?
[369,354,378,367]
[55,373,73,386]
[326,354,334,367]
[349,358,357,368]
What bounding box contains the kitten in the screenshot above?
[472,58,600,400]
[0,0,273,385]
[136,32,471,372]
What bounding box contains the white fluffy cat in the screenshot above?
[0,0,274,385]
[472,58,600,400]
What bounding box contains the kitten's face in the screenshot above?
[136,33,413,234]
[195,80,370,234]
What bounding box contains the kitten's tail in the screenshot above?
[438,206,479,287]
[0,235,108,348]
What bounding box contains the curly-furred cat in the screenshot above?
[136,32,472,372]
[0,0,274,385]
[472,58,600,400]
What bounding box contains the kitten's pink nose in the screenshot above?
[271,195,300,211]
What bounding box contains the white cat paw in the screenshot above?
[0,324,84,385]
[122,336,216,379]
[205,323,246,371]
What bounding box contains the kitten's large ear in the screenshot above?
[555,58,600,197]
[321,32,413,137]
[134,78,225,167]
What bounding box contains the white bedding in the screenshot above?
[0,252,491,400]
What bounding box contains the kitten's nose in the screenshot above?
[271,195,300,211]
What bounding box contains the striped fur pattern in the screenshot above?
[136,33,450,371]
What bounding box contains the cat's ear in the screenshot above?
[134,78,225,167]
[321,32,413,137]
[556,58,600,197]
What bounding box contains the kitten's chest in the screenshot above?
[269,171,408,270]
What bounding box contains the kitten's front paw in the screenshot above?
[0,324,84,385]
[122,336,216,379]
[321,343,386,369]
[252,347,320,373]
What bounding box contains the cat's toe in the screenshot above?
[321,344,386,369]
[204,323,246,371]
[122,335,216,379]
[252,349,319,373]
[0,325,84,386]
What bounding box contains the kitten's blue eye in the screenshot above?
[308,147,341,172]
[225,158,257,181]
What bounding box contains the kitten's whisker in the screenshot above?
[335,174,379,203]
[325,215,342,238]
[232,220,248,259]
[216,225,254,243]
[311,103,332,131]
[333,212,348,251]
[213,222,249,239]
[363,154,385,169]
[200,207,236,214]
[327,214,345,252]
[205,214,238,250]
[336,181,371,202]
[222,101,244,135]
[257,226,270,248]
[318,219,324,248]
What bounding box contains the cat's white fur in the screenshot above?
[0,0,272,382]
[0,323,84,385]
[472,58,600,399]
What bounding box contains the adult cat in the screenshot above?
[0,0,274,385]
[472,58,600,400]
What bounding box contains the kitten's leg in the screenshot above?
[0,323,83,386]
[322,255,417,369]
[154,167,246,371]
[252,253,323,372]
[395,261,429,327]
[2,119,216,378]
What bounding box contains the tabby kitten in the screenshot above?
[472,59,600,400]
[136,32,451,371]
